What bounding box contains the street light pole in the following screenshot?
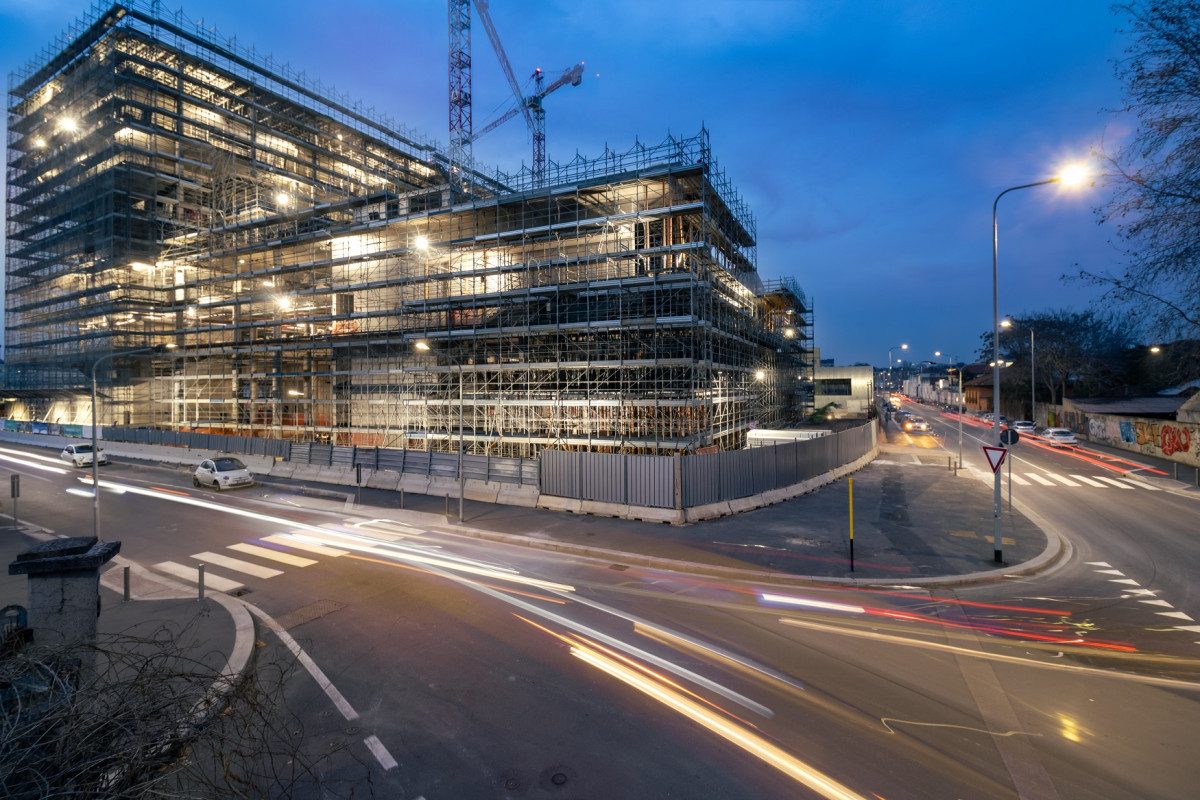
[887,343,907,390]
[416,339,464,523]
[1029,329,1036,427]
[992,179,1056,563]
[91,345,165,540]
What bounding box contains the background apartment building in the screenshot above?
[4,1,812,457]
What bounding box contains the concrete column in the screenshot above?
[9,537,121,659]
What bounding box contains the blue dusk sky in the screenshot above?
[1,1,1132,367]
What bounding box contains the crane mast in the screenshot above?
[448,0,582,190]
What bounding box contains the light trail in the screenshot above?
[569,639,868,799]
[778,616,1200,691]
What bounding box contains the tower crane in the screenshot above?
[448,0,582,189]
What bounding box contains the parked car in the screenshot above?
[60,443,108,468]
[193,457,255,490]
[903,416,931,432]
[1011,420,1037,436]
[1041,428,1078,447]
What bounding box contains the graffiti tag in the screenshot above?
[1161,425,1193,456]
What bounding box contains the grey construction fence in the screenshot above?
[290,442,540,486]
[103,426,293,459]
[540,421,878,509]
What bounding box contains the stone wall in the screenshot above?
[1045,404,1199,468]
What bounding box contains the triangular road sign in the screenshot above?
[983,446,1007,473]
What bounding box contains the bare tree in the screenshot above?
[1,618,375,799]
[1083,1,1200,339]
[979,309,1136,410]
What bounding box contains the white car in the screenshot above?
[1041,427,1078,446]
[60,443,108,468]
[193,457,255,490]
[1011,420,1037,436]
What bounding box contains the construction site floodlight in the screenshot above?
[59,117,77,132]
[415,340,432,351]
[415,235,430,251]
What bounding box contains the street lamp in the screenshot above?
[91,344,171,539]
[887,343,907,388]
[990,166,1087,562]
[415,339,464,522]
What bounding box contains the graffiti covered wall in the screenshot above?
[1046,404,1200,468]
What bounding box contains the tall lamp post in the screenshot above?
[887,343,907,389]
[991,166,1087,562]
[416,339,464,522]
[91,344,169,539]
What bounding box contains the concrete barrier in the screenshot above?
[0,431,880,524]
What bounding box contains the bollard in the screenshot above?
[444,494,450,516]
[198,563,205,600]
[399,488,404,508]
[948,456,952,472]
[1174,463,1178,480]
[123,565,130,602]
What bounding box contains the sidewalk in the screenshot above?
[1,525,250,696]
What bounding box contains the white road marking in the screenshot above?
[1008,473,1032,486]
[1109,578,1141,586]
[154,561,244,592]
[1070,475,1107,487]
[1026,473,1056,486]
[1157,611,1195,621]
[243,603,360,723]
[228,542,317,566]
[1093,476,1135,489]
[1173,625,1200,634]
[363,735,398,770]
[1085,561,1112,567]
[192,551,283,579]
[1094,569,1125,575]
[1139,600,1174,607]
[263,534,349,556]
[1124,588,1157,596]
[1044,472,1081,487]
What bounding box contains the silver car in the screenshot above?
[193,457,255,490]
[60,443,108,468]
[1041,427,1078,446]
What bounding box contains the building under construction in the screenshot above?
[4,1,813,457]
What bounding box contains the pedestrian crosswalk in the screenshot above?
[149,524,377,594]
[999,471,1157,491]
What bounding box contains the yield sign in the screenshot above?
[983,446,1007,473]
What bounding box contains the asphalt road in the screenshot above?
[2,440,1198,799]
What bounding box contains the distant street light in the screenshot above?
[91,344,172,539]
[990,165,1088,563]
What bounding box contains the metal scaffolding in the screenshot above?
[5,1,813,456]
